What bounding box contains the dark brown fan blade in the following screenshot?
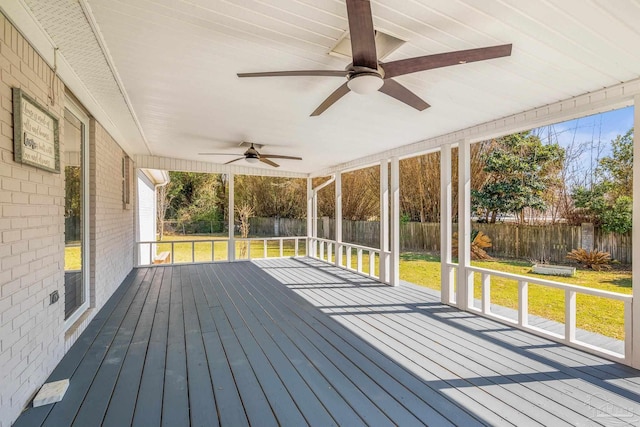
[381,44,512,78]
[311,82,351,116]
[260,154,303,160]
[198,152,242,156]
[346,0,378,69]
[238,70,348,78]
[260,158,280,168]
[224,157,245,165]
[378,79,430,111]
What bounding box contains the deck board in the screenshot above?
[162,266,190,427]
[301,275,591,425]
[232,262,477,426]
[219,264,378,427]
[183,265,219,427]
[210,265,311,426]
[15,258,640,427]
[102,267,164,427]
[42,268,154,427]
[131,266,171,427]
[189,266,257,427]
[199,263,280,426]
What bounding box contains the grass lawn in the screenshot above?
[400,252,631,340]
[65,246,81,270]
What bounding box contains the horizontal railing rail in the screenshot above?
[446,262,632,363]
[308,237,381,280]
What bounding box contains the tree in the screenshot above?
[597,128,633,198]
[156,183,173,240]
[571,128,633,234]
[341,166,379,220]
[472,132,564,223]
[65,166,82,243]
[234,176,306,218]
[236,203,254,257]
[160,172,225,234]
[311,169,379,221]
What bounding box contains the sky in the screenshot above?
[533,106,634,188]
[537,106,633,148]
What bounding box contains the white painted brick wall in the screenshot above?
[0,13,66,427]
[89,120,134,309]
[0,12,136,427]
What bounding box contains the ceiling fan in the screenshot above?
[237,0,511,116]
[199,143,302,168]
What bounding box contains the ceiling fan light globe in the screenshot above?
[246,156,259,164]
[347,73,383,95]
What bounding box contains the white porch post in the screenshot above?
[313,191,318,240]
[390,156,400,286]
[335,172,342,266]
[632,96,640,368]
[440,144,454,304]
[457,139,473,309]
[228,173,235,262]
[307,177,314,257]
[380,159,389,284]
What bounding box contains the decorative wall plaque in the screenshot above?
[12,88,60,173]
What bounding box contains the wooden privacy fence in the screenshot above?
[247,217,633,264]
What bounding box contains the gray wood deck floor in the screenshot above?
[15,258,640,426]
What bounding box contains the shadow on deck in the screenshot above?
[15,258,640,426]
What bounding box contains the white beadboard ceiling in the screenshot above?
[18,0,640,174]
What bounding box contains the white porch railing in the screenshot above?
[447,263,633,364]
[234,237,306,260]
[136,236,306,267]
[308,237,382,280]
[137,239,228,266]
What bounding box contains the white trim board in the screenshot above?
[134,155,308,178]
[311,78,637,177]
[0,1,147,158]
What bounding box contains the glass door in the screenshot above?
[64,101,89,325]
